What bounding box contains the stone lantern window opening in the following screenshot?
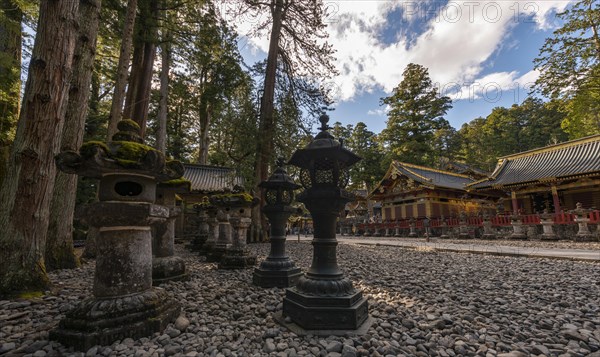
[114,181,143,196]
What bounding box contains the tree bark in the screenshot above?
[106,0,138,140]
[122,40,143,121]
[156,31,169,154]
[197,100,210,164]
[0,0,79,296]
[131,38,156,136]
[251,0,284,242]
[124,0,158,137]
[0,0,22,186]
[46,0,102,271]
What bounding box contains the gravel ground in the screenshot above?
[340,236,600,251]
[1,242,599,357]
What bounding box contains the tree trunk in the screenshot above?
[122,40,143,120]
[124,0,158,137]
[131,38,156,136]
[0,0,79,296]
[156,26,170,154]
[0,0,22,186]
[251,0,284,243]
[46,0,102,271]
[106,0,138,140]
[197,101,210,164]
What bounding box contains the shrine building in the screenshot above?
[369,161,496,220]
[467,134,600,214]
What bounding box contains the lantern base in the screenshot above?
[152,256,188,285]
[186,235,208,252]
[253,265,303,288]
[218,248,257,269]
[198,241,215,257]
[50,288,180,351]
[282,288,369,330]
[509,233,527,240]
[206,245,229,262]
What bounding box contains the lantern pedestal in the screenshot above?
[219,213,257,269]
[198,207,218,257]
[282,189,369,331]
[207,208,231,262]
[186,206,208,251]
[254,206,302,288]
[153,185,188,285]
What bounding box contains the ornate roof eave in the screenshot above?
[398,161,472,179]
[368,162,399,199]
[498,134,600,161]
[469,171,600,191]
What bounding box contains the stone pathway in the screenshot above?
[0,242,599,357]
[319,236,600,262]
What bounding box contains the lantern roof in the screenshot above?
[288,113,361,169]
[259,158,300,190]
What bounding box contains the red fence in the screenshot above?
[351,211,599,232]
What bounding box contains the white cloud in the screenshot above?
[367,105,390,116]
[446,69,540,103]
[227,0,573,102]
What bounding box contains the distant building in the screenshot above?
[468,134,600,214]
[175,164,245,236]
[181,163,245,201]
[369,161,496,220]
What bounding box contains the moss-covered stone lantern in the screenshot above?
[51,120,182,350]
[282,112,370,331]
[253,158,303,288]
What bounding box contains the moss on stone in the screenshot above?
[17,291,44,299]
[112,141,155,161]
[212,192,254,204]
[80,141,109,158]
[115,158,141,168]
[118,119,141,132]
[160,178,191,188]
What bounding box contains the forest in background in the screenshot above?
[0,0,598,295]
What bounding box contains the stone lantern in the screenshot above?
[510,212,526,239]
[571,202,593,241]
[481,213,496,239]
[153,180,190,284]
[408,217,418,237]
[282,112,369,331]
[540,209,558,240]
[253,158,303,288]
[51,120,181,350]
[218,193,258,269]
[198,197,219,257]
[187,198,210,252]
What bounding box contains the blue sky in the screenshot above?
[231,1,573,134]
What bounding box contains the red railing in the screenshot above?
[346,210,600,232]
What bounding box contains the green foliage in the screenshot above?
[380,63,452,166]
[456,98,568,170]
[534,0,600,100]
[345,122,386,191]
[560,68,600,139]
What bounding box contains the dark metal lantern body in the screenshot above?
[253,159,303,288]
[282,113,369,331]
